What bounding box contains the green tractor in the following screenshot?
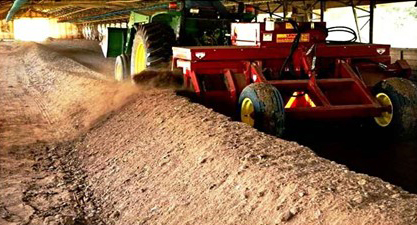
[107,0,256,81]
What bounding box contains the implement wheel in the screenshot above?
[114,54,130,81]
[372,78,417,139]
[238,83,285,137]
[130,22,175,77]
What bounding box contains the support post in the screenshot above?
[351,0,362,42]
[369,0,375,44]
[283,0,288,19]
[320,0,326,22]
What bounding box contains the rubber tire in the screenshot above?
[130,22,175,76]
[372,78,417,139]
[114,54,130,81]
[238,83,285,137]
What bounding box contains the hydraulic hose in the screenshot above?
[279,19,301,78]
[326,26,358,44]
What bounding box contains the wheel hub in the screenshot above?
[133,38,146,75]
[374,92,393,127]
[241,98,255,127]
[115,62,123,81]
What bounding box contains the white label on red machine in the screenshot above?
[231,23,260,46]
[263,33,273,42]
[265,18,275,31]
[172,47,192,60]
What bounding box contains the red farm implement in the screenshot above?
[172,21,417,138]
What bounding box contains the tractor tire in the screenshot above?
[114,54,130,81]
[130,22,175,77]
[372,77,417,139]
[238,83,285,137]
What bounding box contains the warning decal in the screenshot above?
[285,23,294,29]
[276,33,310,43]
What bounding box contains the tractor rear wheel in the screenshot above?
[238,83,285,137]
[114,54,130,81]
[130,22,175,77]
[372,77,417,139]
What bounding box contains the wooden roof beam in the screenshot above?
[57,7,94,18]
[74,15,129,24]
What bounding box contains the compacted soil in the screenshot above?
[1,40,417,225]
[0,40,137,224]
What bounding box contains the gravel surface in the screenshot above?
[1,40,417,225]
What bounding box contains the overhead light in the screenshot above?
[190,8,199,14]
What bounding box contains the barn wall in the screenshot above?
[0,20,14,39]
[2,18,80,40]
[49,19,80,39]
[391,48,417,71]
[82,22,127,41]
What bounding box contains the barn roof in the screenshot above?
[0,0,414,23]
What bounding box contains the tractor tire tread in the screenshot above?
[131,22,175,74]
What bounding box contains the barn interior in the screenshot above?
[1,1,417,224]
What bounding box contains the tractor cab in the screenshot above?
[183,0,230,18]
[110,0,257,79]
[181,0,255,21]
[160,0,256,46]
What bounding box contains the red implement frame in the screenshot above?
[172,42,410,120]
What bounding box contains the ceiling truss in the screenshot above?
[0,0,414,26]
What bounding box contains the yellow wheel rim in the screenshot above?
[374,93,393,127]
[133,38,146,74]
[115,61,123,81]
[241,98,255,127]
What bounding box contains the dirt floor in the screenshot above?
[0,40,137,224]
[1,40,417,225]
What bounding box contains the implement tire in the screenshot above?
[130,22,175,77]
[239,83,285,137]
[372,77,417,139]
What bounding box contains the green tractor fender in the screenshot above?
[100,12,150,58]
[150,11,182,39]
